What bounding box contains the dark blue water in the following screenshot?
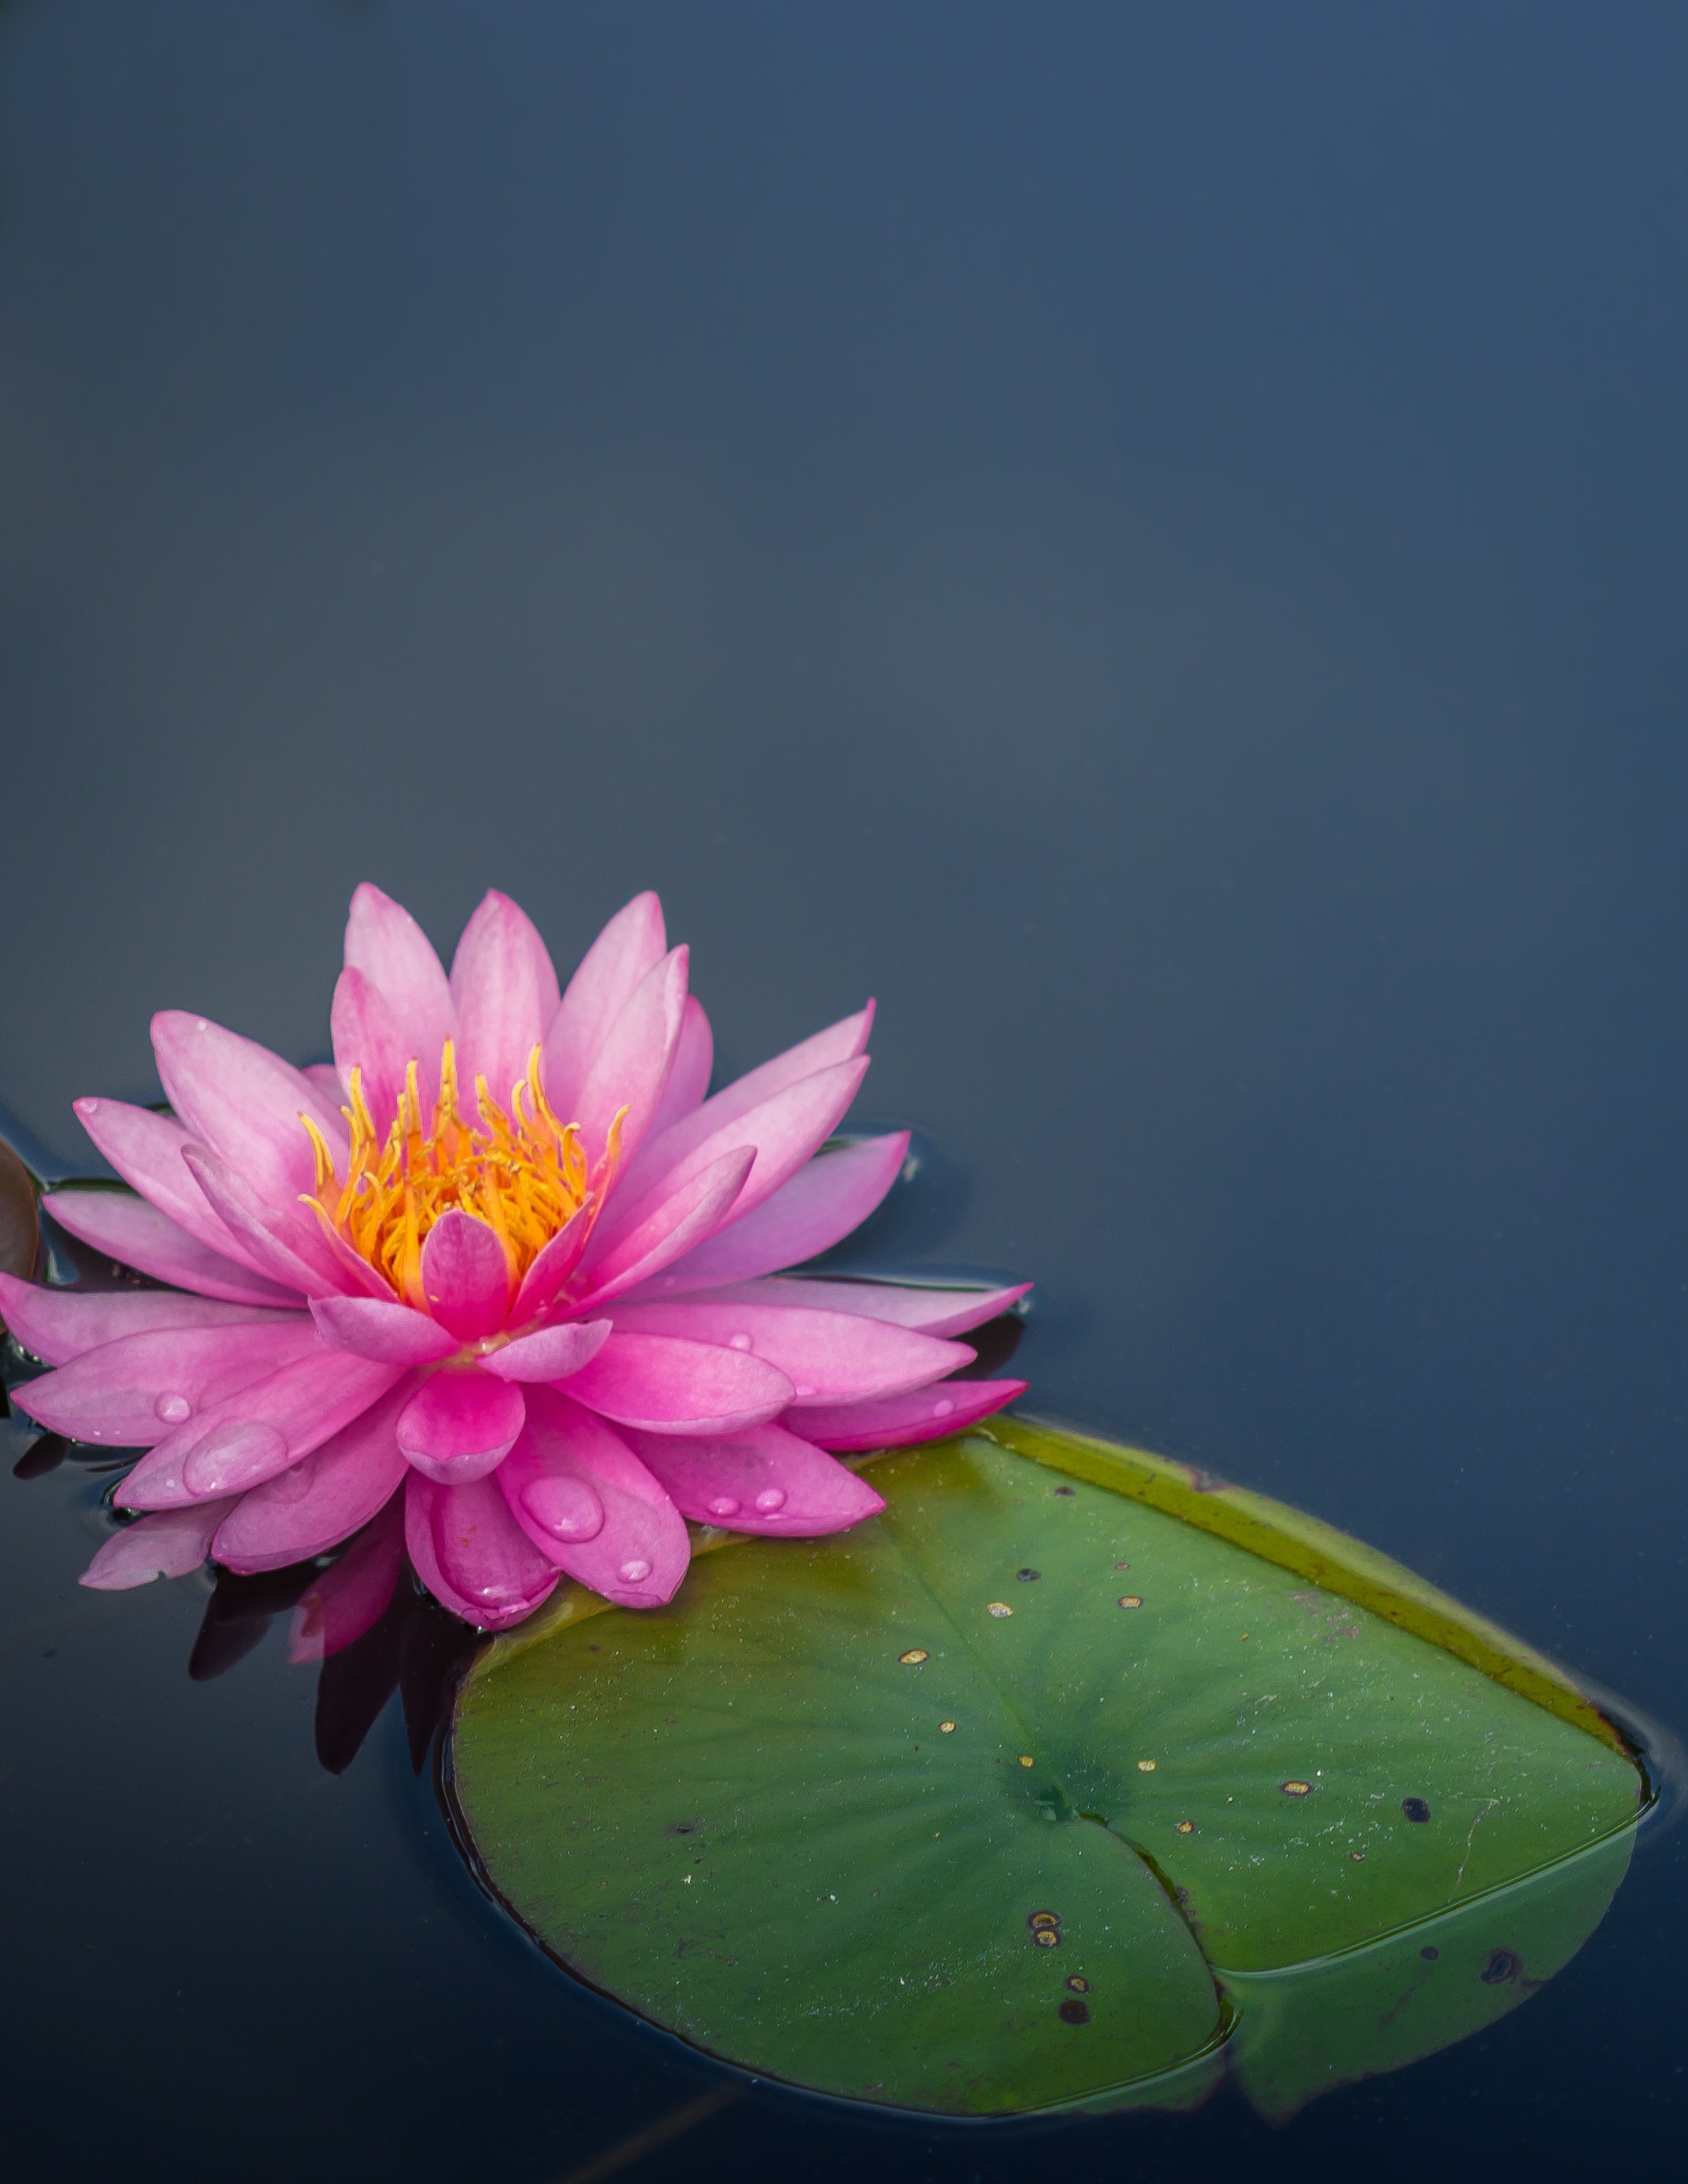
[3,5,1685,2178]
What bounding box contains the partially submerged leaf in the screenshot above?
[450,1425,1645,2119]
[0,1137,38,1286]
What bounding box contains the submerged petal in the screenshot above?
[498,1389,690,1607]
[80,1497,239,1591]
[396,1369,526,1484]
[405,1470,558,1630]
[286,1492,407,1663]
[619,1420,885,1536]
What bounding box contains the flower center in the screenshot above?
[301,1041,618,1308]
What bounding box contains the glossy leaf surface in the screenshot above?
[450,1423,1645,2118]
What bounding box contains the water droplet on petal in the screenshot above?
[705,1496,741,1519]
[793,1384,816,1399]
[520,1474,605,1543]
[154,1393,193,1424]
[754,1487,786,1513]
[728,1332,752,1351]
[617,1558,652,1584]
[933,1398,955,1417]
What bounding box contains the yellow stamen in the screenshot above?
[301,1041,619,1309]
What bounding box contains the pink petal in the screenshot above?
[72,1097,278,1275]
[310,1295,459,1365]
[11,1316,318,1447]
[566,1149,752,1314]
[479,1318,611,1383]
[345,884,455,1080]
[405,1470,559,1629]
[644,994,713,1143]
[619,1002,872,1203]
[497,1388,691,1607]
[508,1201,597,1325]
[541,891,667,1121]
[791,1376,1027,1452]
[396,1369,526,1483]
[419,1209,511,1342]
[330,965,412,1136]
[563,1330,794,1435]
[572,947,689,1170]
[0,1273,283,1367]
[215,1383,412,1572]
[151,1010,350,1205]
[693,1275,1032,1338]
[619,1420,886,1536]
[41,1189,302,1307]
[450,891,561,1105]
[116,1349,401,1508]
[182,1145,372,1300]
[605,1300,971,1404]
[631,1132,909,1291]
[79,1498,239,1591]
[301,1063,347,1099]
[287,1492,408,1662]
[593,1058,869,1261]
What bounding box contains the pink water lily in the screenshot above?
[4,887,1026,1644]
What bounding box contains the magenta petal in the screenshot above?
[80,1498,239,1590]
[450,891,561,1104]
[40,1189,302,1307]
[287,1492,407,1662]
[632,1133,909,1293]
[605,1300,972,1404]
[343,883,455,1077]
[181,1146,366,1299]
[619,1002,873,1203]
[330,965,412,1136]
[396,1370,526,1483]
[72,1097,276,1273]
[117,1349,401,1508]
[405,1470,558,1629]
[592,1057,869,1261]
[644,994,713,1144]
[11,1317,318,1447]
[151,1010,350,1205]
[563,1330,794,1435]
[690,1276,1032,1337]
[215,1382,411,1572]
[568,1148,753,1313]
[0,1273,283,1367]
[507,1201,596,1324]
[573,946,688,1169]
[302,1063,347,1099]
[498,1388,690,1607]
[310,1295,458,1365]
[419,1208,512,1342]
[480,1318,611,1383]
[791,1376,1028,1452]
[620,1420,885,1536]
[541,891,668,1121]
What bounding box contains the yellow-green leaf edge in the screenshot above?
[476,1413,1630,1762]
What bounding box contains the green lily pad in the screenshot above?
[449,1418,1645,2120]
